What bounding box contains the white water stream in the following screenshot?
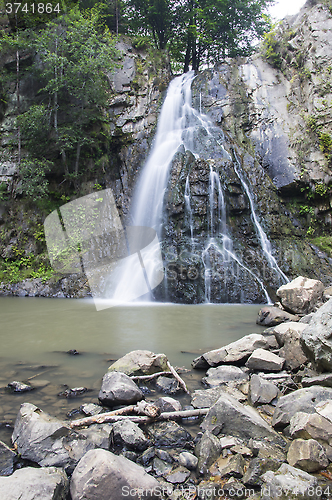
[107,71,287,304]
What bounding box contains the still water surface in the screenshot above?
[0,298,264,440]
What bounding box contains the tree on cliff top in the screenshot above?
[124,0,273,71]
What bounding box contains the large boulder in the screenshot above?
[276,276,325,315]
[108,350,168,376]
[301,298,332,370]
[273,322,308,370]
[99,371,144,406]
[12,403,95,471]
[287,438,328,473]
[0,466,68,500]
[201,393,286,447]
[192,334,269,368]
[70,449,160,500]
[272,386,332,428]
[260,463,321,500]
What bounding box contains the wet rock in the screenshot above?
[12,403,95,471]
[272,386,332,428]
[201,393,286,447]
[0,440,17,476]
[98,371,143,406]
[111,420,149,451]
[192,386,246,408]
[154,396,182,412]
[287,438,328,472]
[152,457,172,476]
[260,463,320,500]
[249,374,279,405]
[166,466,191,484]
[246,349,285,372]
[202,365,249,387]
[78,424,112,450]
[277,276,324,315]
[256,306,299,326]
[6,380,33,393]
[242,458,281,486]
[302,373,332,388]
[108,350,168,376]
[195,430,222,476]
[0,466,69,500]
[155,376,179,394]
[301,299,332,371]
[70,449,160,500]
[80,403,103,416]
[58,387,88,398]
[289,411,332,444]
[192,334,269,368]
[213,453,245,478]
[178,451,198,470]
[147,421,193,448]
[155,448,173,463]
[137,447,155,466]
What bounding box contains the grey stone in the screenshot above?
[178,451,198,470]
[287,438,328,472]
[261,463,320,500]
[70,449,160,500]
[147,421,193,448]
[78,424,112,450]
[6,380,34,393]
[154,396,182,412]
[242,458,281,486]
[250,440,286,462]
[272,386,332,428]
[165,466,191,484]
[273,322,307,346]
[111,420,149,451]
[108,350,168,376]
[249,374,279,405]
[246,349,285,372]
[272,322,309,370]
[219,436,242,449]
[301,299,332,371]
[192,386,246,407]
[201,393,286,447]
[289,411,332,444]
[80,403,103,416]
[99,371,144,406]
[302,373,332,388]
[216,454,245,478]
[152,457,172,476]
[277,276,324,315]
[193,334,269,368]
[0,466,68,500]
[202,365,249,388]
[195,430,222,476]
[11,403,95,471]
[155,376,179,394]
[0,440,17,476]
[315,400,332,424]
[256,306,299,327]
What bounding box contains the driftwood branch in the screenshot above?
[69,407,208,428]
[166,361,190,394]
[131,371,171,381]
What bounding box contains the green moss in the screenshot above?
[319,132,332,158]
[311,236,332,257]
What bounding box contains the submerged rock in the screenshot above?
[70,449,160,500]
[256,307,299,327]
[6,381,33,393]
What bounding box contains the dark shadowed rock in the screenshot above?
[0,440,17,476]
[0,466,68,500]
[147,421,193,448]
[249,374,279,405]
[301,299,332,371]
[272,386,332,428]
[70,449,160,500]
[256,306,299,327]
[302,373,332,388]
[195,430,222,476]
[155,376,179,394]
[242,458,281,486]
[111,420,149,451]
[99,371,143,406]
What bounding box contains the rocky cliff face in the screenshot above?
[0,1,331,301]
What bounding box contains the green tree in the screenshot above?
[125,0,273,71]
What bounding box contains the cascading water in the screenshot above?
[108,71,288,304]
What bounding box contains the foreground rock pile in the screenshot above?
[1,277,332,499]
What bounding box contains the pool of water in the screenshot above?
[0,297,264,440]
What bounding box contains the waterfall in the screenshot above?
[105,71,287,304]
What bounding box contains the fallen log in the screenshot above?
[131,371,171,381]
[69,407,208,428]
[167,361,190,394]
